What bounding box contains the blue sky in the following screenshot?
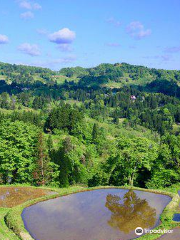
[0,0,180,70]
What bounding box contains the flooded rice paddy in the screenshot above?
[22,188,171,240]
[173,213,180,222]
[0,186,56,208]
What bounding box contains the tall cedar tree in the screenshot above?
[92,123,98,144]
[59,137,74,187]
[33,132,50,185]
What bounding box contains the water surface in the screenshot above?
[173,213,180,222]
[22,188,171,240]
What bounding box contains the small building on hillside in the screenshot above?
[130,95,136,101]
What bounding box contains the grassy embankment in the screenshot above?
[0,208,19,240]
[0,184,179,240]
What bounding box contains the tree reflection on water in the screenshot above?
[105,190,156,233]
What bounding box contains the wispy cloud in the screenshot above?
[106,17,122,27]
[126,21,151,40]
[30,55,76,69]
[106,43,121,47]
[161,55,172,62]
[18,1,41,20]
[36,28,48,35]
[50,55,76,64]
[164,46,180,53]
[57,44,73,52]
[33,3,42,10]
[0,34,9,44]
[18,43,41,56]
[143,55,172,62]
[18,1,42,10]
[20,11,34,19]
[19,1,31,9]
[49,28,76,52]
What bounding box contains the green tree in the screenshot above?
[47,134,53,153]
[106,137,158,186]
[56,137,87,187]
[92,123,98,144]
[0,120,38,184]
[33,132,52,186]
[146,135,180,188]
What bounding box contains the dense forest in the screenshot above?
[0,61,180,189]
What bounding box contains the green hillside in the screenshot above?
[0,61,180,239]
[1,62,180,89]
[59,63,180,88]
[0,61,179,190]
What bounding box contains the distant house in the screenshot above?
[130,95,136,100]
[22,87,30,91]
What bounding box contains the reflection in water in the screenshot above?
[0,187,56,208]
[105,190,156,233]
[22,189,171,240]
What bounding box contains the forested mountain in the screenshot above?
[59,62,180,89]
[1,61,180,86]
[0,61,55,84]
[0,61,180,189]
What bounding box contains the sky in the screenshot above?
[0,0,180,70]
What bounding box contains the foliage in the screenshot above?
[0,120,39,184]
[0,61,180,191]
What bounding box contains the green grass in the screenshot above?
[102,73,155,89]
[0,75,6,80]
[32,75,44,82]
[0,208,19,240]
[65,99,82,106]
[2,185,179,240]
[0,107,39,114]
[54,75,79,84]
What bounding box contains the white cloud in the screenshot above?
[18,43,41,56]
[49,28,76,52]
[0,34,9,44]
[19,1,32,9]
[49,28,76,44]
[126,21,151,39]
[107,17,122,27]
[18,1,42,10]
[20,11,34,19]
[33,3,42,10]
